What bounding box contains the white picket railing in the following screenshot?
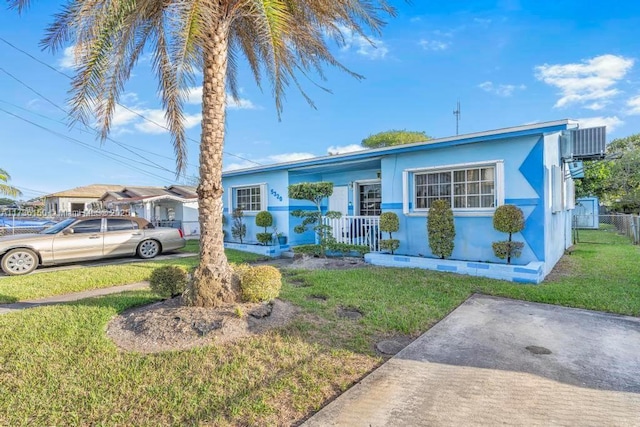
[321,215,382,252]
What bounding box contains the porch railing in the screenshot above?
[321,215,382,252]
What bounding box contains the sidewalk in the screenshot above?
[0,282,150,315]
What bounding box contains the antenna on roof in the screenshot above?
[453,100,461,135]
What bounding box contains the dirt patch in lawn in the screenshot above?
[107,297,299,353]
[544,252,577,282]
[257,256,369,270]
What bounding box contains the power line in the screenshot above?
[0,36,262,166]
[0,68,180,176]
[0,98,180,163]
[0,107,177,185]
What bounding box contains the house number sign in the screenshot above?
[270,189,283,202]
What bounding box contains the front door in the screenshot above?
[328,186,349,216]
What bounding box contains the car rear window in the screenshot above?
[107,219,139,231]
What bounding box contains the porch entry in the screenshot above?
[323,181,382,252]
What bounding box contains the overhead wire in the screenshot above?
[0,36,262,166]
[0,67,182,176]
[0,107,177,185]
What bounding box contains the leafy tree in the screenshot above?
[362,130,431,149]
[492,205,524,264]
[288,182,340,255]
[379,212,400,254]
[0,169,21,198]
[11,0,395,307]
[427,200,455,259]
[0,197,16,206]
[575,133,640,213]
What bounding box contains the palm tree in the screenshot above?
[11,0,395,307]
[0,168,21,198]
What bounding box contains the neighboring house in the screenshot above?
[222,119,606,278]
[99,185,200,236]
[44,184,124,214]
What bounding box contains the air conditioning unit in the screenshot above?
[571,126,606,160]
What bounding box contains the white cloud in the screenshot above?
[267,153,315,163]
[626,95,640,115]
[59,46,77,69]
[109,95,202,135]
[327,144,366,155]
[478,81,526,97]
[418,39,450,51]
[535,54,634,109]
[474,18,492,26]
[223,160,259,171]
[223,152,315,171]
[336,25,389,60]
[577,116,624,133]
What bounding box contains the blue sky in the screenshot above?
[1,0,640,200]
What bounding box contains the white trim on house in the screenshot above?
[228,182,268,214]
[402,159,505,217]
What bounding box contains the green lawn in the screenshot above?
[0,248,264,303]
[0,230,638,425]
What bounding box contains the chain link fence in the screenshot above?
[573,214,640,245]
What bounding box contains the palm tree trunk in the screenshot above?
[186,18,240,307]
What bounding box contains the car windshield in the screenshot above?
[40,218,76,234]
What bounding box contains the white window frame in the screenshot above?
[228,183,268,214]
[402,160,504,217]
[352,179,382,216]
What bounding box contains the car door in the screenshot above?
[103,218,144,257]
[51,218,104,262]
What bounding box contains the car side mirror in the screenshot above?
[63,228,74,235]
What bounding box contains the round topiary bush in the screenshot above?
[255,211,273,229]
[379,212,399,234]
[379,212,400,254]
[492,204,525,264]
[149,265,189,298]
[234,264,282,303]
[493,204,524,234]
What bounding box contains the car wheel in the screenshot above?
[1,248,38,276]
[137,240,160,259]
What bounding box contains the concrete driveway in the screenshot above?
[304,295,640,426]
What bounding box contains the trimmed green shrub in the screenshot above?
[326,242,370,257]
[492,241,524,261]
[231,208,246,243]
[493,204,525,234]
[255,211,273,229]
[427,199,455,259]
[380,239,400,254]
[255,211,273,245]
[234,264,282,303]
[492,204,525,264]
[256,232,272,246]
[379,212,400,254]
[292,244,323,257]
[149,265,189,298]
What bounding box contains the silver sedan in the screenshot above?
[0,216,186,275]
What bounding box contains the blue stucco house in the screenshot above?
[222,119,606,283]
